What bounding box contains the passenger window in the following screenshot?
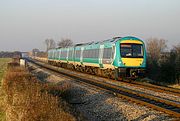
[103,48,112,59]
[75,50,81,58]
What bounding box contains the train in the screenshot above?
[47,36,146,80]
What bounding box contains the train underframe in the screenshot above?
[48,60,145,80]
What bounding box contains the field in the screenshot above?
[0,59,77,121]
[0,58,11,121]
[0,58,11,81]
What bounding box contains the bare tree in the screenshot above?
[146,38,167,82]
[174,43,180,54]
[173,43,180,83]
[57,38,73,48]
[146,38,167,62]
[44,38,56,52]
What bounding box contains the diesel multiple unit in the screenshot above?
[48,36,146,80]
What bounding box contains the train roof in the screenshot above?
[74,37,120,47]
[120,36,144,42]
[74,36,143,47]
[48,36,144,51]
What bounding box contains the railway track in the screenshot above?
[35,58,180,97]
[78,72,180,97]
[26,58,180,118]
[33,58,180,97]
[125,80,180,97]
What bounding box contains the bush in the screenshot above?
[147,50,179,84]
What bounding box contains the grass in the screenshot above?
[1,65,75,121]
[168,84,180,89]
[0,58,11,82]
[0,58,11,121]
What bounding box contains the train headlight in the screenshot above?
[130,70,137,77]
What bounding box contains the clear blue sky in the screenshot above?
[0,0,180,51]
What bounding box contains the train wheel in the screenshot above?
[114,68,119,80]
[110,69,115,79]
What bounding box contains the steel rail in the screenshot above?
[128,81,180,96]
[26,58,180,118]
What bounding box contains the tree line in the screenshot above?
[31,38,73,58]
[44,38,73,52]
[0,51,22,58]
[146,38,180,84]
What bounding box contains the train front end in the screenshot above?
[114,36,146,79]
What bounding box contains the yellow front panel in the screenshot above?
[120,40,143,44]
[121,58,143,66]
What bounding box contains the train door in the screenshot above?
[55,50,58,60]
[59,49,61,61]
[111,44,116,64]
[67,48,69,62]
[73,46,76,65]
[80,47,84,65]
[99,45,104,68]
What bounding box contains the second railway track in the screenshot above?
[124,80,180,97]
[26,58,180,118]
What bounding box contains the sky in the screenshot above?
[0,0,180,51]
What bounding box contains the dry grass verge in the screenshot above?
[1,66,75,121]
[0,58,11,121]
[168,84,180,89]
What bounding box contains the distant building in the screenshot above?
[21,52,29,58]
[32,49,40,56]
